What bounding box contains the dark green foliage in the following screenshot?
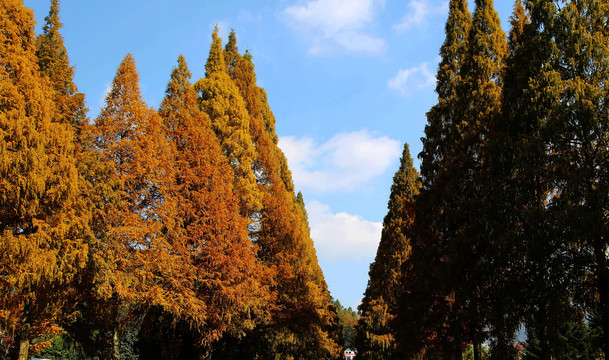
[357,143,419,360]
[523,317,603,360]
[332,299,358,350]
[397,0,473,357]
[37,335,85,360]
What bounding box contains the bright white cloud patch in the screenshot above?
[388,62,436,97]
[278,129,401,192]
[308,201,382,261]
[393,0,448,32]
[284,0,386,54]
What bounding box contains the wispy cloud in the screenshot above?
[393,0,448,33]
[308,200,382,261]
[278,129,401,192]
[388,62,436,97]
[283,0,387,54]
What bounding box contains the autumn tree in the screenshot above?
[0,1,87,359]
[28,2,101,358]
[210,31,340,359]
[442,0,507,358]
[355,142,420,360]
[194,27,261,219]
[35,0,86,129]
[157,54,268,349]
[332,299,358,350]
[88,54,175,359]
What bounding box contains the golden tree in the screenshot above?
[89,54,173,359]
[0,1,86,358]
[194,28,261,218]
[159,55,268,345]
[213,32,340,359]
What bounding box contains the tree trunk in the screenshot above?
[537,311,551,360]
[16,323,30,360]
[473,341,481,360]
[113,324,120,360]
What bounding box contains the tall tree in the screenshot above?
[397,1,471,358]
[194,27,261,219]
[484,4,531,358]
[443,0,507,358]
[35,0,86,129]
[158,55,268,348]
[549,0,609,355]
[495,0,580,358]
[215,32,340,360]
[356,142,420,360]
[0,1,86,359]
[90,54,174,359]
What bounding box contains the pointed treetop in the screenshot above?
[508,1,529,50]
[388,142,420,209]
[296,190,310,227]
[160,55,196,135]
[42,0,62,34]
[205,26,227,78]
[171,55,192,90]
[244,49,253,63]
[106,53,142,105]
[225,29,238,54]
[36,0,73,91]
[436,0,472,99]
[468,0,507,75]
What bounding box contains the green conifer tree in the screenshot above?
[356,142,420,360]
[399,1,471,358]
[496,1,578,358]
[548,0,609,355]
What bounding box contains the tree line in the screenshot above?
[356,0,608,359]
[0,1,342,359]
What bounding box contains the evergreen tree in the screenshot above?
[495,1,581,358]
[443,0,507,358]
[549,0,609,355]
[356,142,420,360]
[397,1,471,358]
[332,299,358,350]
[0,1,86,359]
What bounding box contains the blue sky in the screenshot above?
[25,0,514,310]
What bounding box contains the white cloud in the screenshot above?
[278,129,401,192]
[308,201,382,261]
[284,0,387,54]
[393,0,448,32]
[388,62,436,97]
[99,81,112,108]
